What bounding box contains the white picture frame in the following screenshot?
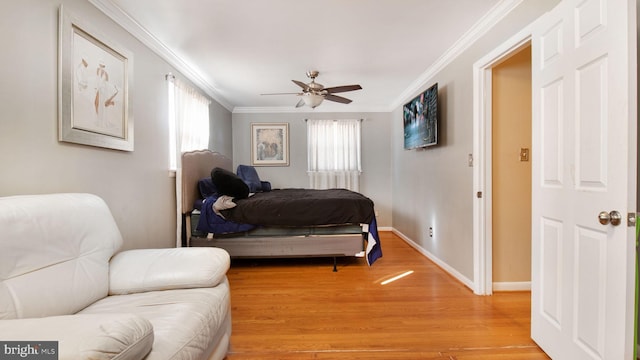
[251,123,289,166]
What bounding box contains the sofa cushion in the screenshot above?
[0,193,122,319]
[80,284,231,360]
[0,313,154,360]
[109,247,230,295]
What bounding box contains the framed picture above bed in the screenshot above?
[58,5,134,151]
[251,123,289,166]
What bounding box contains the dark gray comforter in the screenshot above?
[220,188,374,226]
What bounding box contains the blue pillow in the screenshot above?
[237,165,263,193]
[198,177,218,198]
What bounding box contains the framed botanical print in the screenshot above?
[58,5,134,151]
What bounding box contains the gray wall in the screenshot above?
[0,0,232,250]
[232,112,393,227]
[209,101,233,156]
[391,0,561,281]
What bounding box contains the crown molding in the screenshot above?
[390,0,524,110]
[88,0,234,112]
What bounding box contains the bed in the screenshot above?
[180,150,381,269]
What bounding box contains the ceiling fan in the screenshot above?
[261,70,362,109]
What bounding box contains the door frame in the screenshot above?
[472,24,533,296]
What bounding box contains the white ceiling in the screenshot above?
[96,0,508,112]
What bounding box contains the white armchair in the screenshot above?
[0,193,231,360]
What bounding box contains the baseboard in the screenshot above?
[392,228,475,291]
[492,281,531,291]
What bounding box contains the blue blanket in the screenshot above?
[196,195,256,234]
[365,215,382,265]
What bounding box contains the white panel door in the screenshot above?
[530,0,636,359]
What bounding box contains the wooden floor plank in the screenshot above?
[225,232,549,359]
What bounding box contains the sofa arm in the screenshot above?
[109,247,230,295]
[0,313,153,360]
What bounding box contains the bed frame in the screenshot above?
[181,150,365,266]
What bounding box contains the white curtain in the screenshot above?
[167,75,210,247]
[168,76,210,171]
[307,119,361,191]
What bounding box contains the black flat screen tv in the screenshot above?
[403,83,438,149]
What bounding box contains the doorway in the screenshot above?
[471,32,533,296]
[490,45,532,291]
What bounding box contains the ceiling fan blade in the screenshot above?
[323,84,362,94]
[324,94,352,104]
[292,80,310,91]
[295,99,305,108]
[260,92,302,95]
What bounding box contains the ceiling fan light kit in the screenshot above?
[301,93,324,108]
[262,70,362,109]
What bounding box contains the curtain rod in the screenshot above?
[165,73,175,81]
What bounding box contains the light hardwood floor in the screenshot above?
[225,231,549,359]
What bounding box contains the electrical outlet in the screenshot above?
[429,227,433,237]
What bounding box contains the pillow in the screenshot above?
[198,177,218,198]
[236,165,263,193]
[211,167,249,199]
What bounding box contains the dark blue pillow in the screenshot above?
[211,167,250,199]
[198,177,218,198]
[237,165,263,193]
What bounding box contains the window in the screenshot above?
[307,119,361,191]
[167,75,210,247]
[167,75,210,170]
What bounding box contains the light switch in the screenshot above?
[520,148,529,162]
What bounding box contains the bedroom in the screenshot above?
[0,0,554,274]
[0,0,637,358]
